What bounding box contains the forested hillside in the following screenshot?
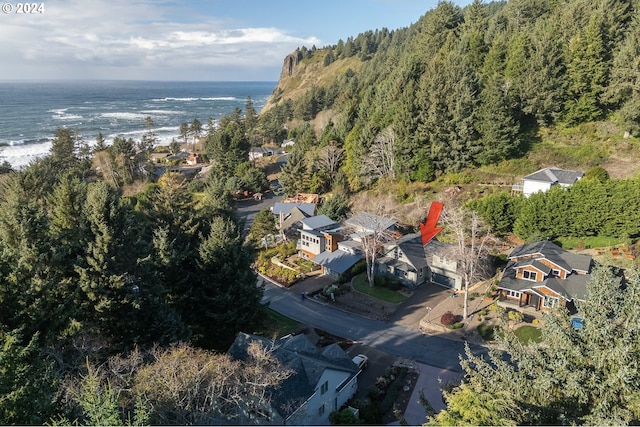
[262,0,640,189]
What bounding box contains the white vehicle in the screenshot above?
[352,354,368,370]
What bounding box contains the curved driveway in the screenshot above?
[261,280,487,372]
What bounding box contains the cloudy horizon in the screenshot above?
[0,0,472,81]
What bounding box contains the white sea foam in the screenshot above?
[52,113,83,120]
[150,96,237,102]
[100,112,150,120]
[0,139,53,169]
[139,110,187,115]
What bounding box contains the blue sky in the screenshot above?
[0,0,473,81]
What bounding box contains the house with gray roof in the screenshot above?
[376,233,430,288]
[515,166,584,197]
[497,240,592,312]
[272,202,317,218]
[376,235,464,290]
[228,332,359,426]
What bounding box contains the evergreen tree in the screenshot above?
[192,216,263,350]
[278,149,308,196]
[564,13,608,124]
[476,76,521,164]
[0,330,58,424]
[441,267,640,425]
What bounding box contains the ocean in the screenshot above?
[0,80,276,168]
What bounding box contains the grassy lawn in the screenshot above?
[514,325,543,344]
[253,309,301,339]
[352,273,407,304]
[555,235,626,250]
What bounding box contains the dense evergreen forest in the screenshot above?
[263,0,640,189]
[0,123,271,423]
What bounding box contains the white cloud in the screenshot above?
[0,0,319,80]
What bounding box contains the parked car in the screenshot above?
[352,354,368,370]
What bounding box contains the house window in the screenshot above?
[321,381,328,395]
[551,269,561,277]
[506,290,521,299]
[318,404,325,416]
[542,296,559,308]
[522,270,538,281]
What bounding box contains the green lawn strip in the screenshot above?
[352,273,406,304]
[254,308,301,339]
[555,235,626,250]
[513,325,543,344]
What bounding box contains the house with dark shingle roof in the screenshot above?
[517,166,584,197]
[376,235,465,290]
[228,332,359,426]
[376,233,430,288]
[497,240,592,312]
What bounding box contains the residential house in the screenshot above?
[249,146,275,161]
[271,203,317,238]
[186,152,203,165]
[290,213,363,280]
[165,151,190,163]
[374,201,463,290]
[497,240,592,312]
[281,139,295,148]
[297,215,340,260]
[423,239,464,290]
[376,233,430,289]
[228,332,359,426]
[312,240,364,280]
[344,212,397,241]
[513,166,584,197]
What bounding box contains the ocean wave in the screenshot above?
[150,97,237,102]
[139,110,187,115]
[52,113,83,120]
[0,139,53,169]
[100,112,149,120]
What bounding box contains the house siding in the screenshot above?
[523,180,552,197]
[286,369,357,426]
[516,267,545,282]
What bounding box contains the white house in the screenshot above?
[249,146,275,161]
[515,166,584,197]
[229,332,360,425]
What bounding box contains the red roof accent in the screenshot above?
[419,201,444,245]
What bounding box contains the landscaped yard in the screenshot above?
[513,325,543,344]
[352,273,407,304]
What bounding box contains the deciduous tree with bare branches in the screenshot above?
[344,195,398,287]
[315,143,344,189]
[440,204,494,320]
[362,126,396,181]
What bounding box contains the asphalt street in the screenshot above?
[261,280,488,372]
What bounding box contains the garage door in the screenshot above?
[432,272,456,289]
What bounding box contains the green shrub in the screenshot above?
[329,408,361,425]
[379,367,408,415]
[367,385,385,400]
[447,322,464,329]
[477,323,497,341]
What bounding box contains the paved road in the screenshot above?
[261,280,487,372]
[236,190,282,231]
